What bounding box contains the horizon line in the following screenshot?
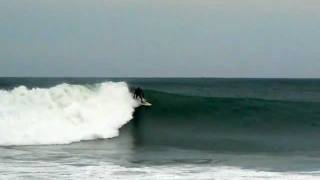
[0,76,320,80]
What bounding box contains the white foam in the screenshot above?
[1,161,319,180]
[66,165,320,180]
[0,82,139,146]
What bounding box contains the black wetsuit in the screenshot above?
[134,88,144,102]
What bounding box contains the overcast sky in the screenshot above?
[1,0,319,77]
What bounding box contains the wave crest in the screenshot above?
[0,82,138,146]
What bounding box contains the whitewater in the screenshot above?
[0,82,139,146]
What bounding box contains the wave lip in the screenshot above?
[0,82,138,146]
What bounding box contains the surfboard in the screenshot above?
[141,100,152,106]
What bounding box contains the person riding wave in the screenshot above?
[133,87,145,103]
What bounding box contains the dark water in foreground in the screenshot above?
[0,78,320,179]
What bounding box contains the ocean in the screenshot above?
[0,78,320,179]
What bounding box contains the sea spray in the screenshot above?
[0,82,139,146]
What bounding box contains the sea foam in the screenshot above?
[0,82,139,146]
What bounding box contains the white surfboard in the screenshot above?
[141,99,152,106]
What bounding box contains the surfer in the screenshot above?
[134,87,145,103]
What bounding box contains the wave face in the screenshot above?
[0,82,138,146]
[132,90,320,152]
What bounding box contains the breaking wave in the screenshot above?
[0,82,139,146]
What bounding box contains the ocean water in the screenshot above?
[0,78,320,179]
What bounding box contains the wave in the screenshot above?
[1,82,319,151]
[0,82,139,146]
[131,90,320,152]
[139,90,320,127]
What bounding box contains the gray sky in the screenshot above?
[1,0,320,77]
